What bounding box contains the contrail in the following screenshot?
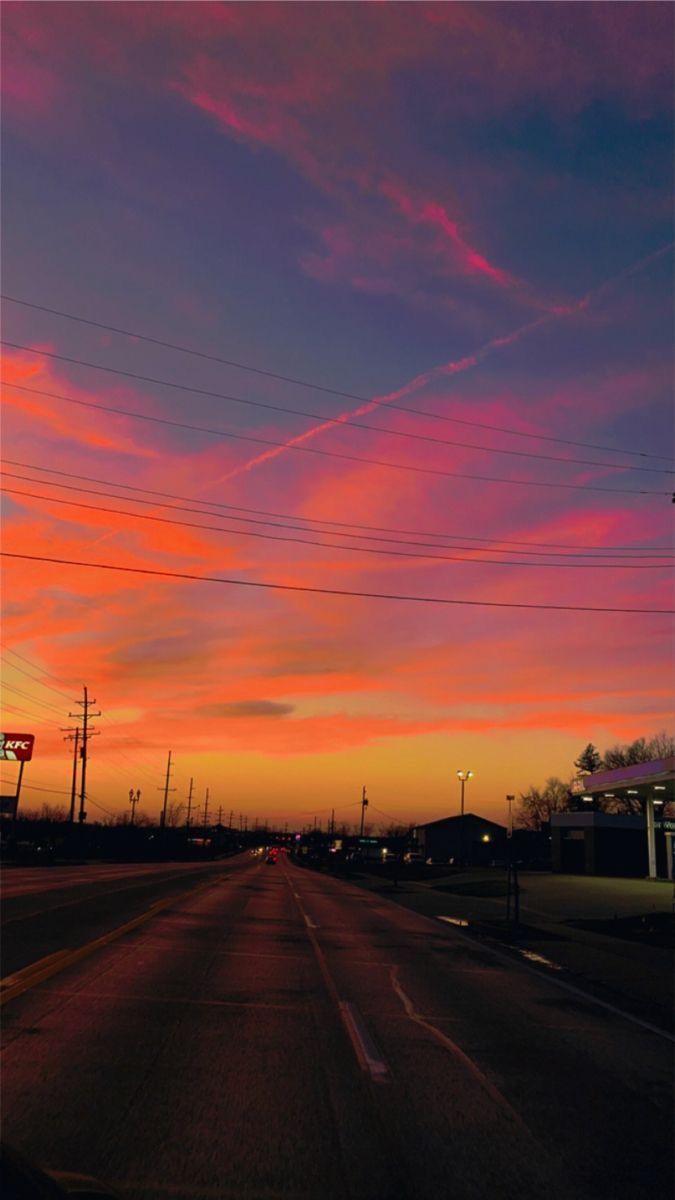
[215,241,672,485]
[16,240,669,554]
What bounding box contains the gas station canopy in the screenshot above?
[570,756,675,803]
[570,757,675,879]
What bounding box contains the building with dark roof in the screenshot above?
[411,812,507,866]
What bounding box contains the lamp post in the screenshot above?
[456,770,473,866]
[506,795,515,839]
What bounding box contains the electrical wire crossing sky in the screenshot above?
[1,2,673,824]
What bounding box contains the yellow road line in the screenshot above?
[0,879,216,1007]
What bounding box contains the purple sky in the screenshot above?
[1,3,673,826]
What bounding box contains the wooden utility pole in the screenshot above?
[359,786,368,838]
[61,726,80,824]
[158,751,175,828]
[67,687,100,824]
[185,777,195,830]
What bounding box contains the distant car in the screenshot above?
[404,851,425,864]
[266,851,277,863]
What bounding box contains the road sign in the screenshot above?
[0,733,35,761]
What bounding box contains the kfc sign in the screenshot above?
[0,733,35,761]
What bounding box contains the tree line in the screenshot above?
[516,731,674,830]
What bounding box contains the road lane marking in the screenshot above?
[388,965,531,1134]
[0,879,217,1006]
[284,865,391,1083]
[339,1000,390,1081]
[326,874,675,1045]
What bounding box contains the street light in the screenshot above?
[129,788,141,825]
[456,770,473,866]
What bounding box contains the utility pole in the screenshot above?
[330,808,335,836]
[61,725,80,824]
[203,788,210,837]
[217,804,223,825]
[359,785,368,838]
[228,809,234,831]
[185,777,195,830]
[68,686,101,824]
[129,788,141,824]
[158,751,175,828]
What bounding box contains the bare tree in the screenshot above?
[515,778,571,830]
[602,732,674,770]
[165,800,185,827]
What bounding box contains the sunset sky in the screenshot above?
[1,2,673,830]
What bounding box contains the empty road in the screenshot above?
[1,853,672,1200]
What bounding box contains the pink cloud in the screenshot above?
[377,180,515,289]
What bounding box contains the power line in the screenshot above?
[3,686,148,792]
[0,644,161,787]
[95,722,163,787]
[1,657,156,805]
[1,658,72,701]
[3,381,669,498]
[0,646,77,701]
[0,682,66,716]
[300,801,363,815]
[2,551,671,615]
[85,793,116,818]
[2,341,671,477]
[3,459,670,555]
[4,465,672,561]
[369,804,412,825]
[3,294,671,464]
[0,781,71,797]
[0,701,54,722]
[5,483,668,571]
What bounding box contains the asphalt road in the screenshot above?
[1,853,672,1200]
[341,866,674,1032]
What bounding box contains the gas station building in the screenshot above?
[554,756,675,879]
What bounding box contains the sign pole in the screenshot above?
[10,760,25,837]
